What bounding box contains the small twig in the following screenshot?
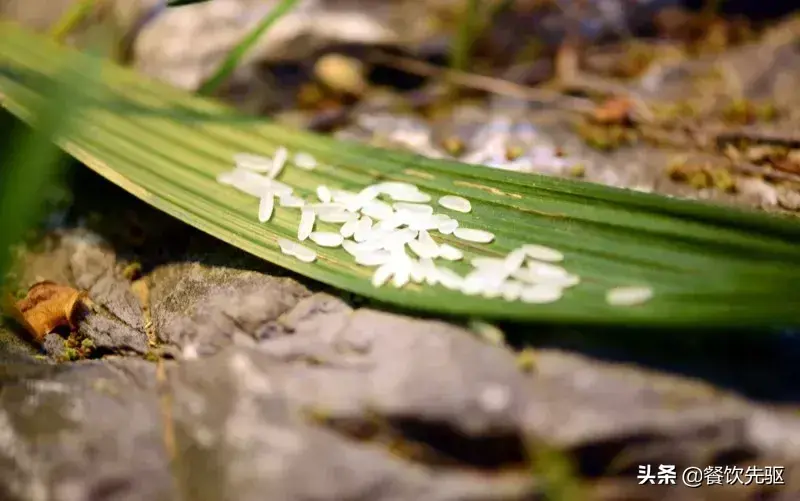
[712,128,800,149]
[370,52,595,114]
[558,73,656,123]
[728,161,800,183]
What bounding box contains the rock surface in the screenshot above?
[1,216,799,500]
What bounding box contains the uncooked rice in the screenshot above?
[454,228,495,243]
[293,152,317,170]
[606,286,653,306]
[258,193,275,223]
[223,149,655,308]
[309,231,343,247]
[438,195,471,213]
[268,146,288,179]
[298,208,315,241]
[316,185,332,203]
[234,153,273,172]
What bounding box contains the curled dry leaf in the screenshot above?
[7,281,87,343]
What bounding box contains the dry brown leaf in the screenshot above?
[592,97,634,125]
[9,281,87,343]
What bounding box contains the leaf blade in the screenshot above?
[0,21,798,327]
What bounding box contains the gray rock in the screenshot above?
[167,346,534,501]
[3,228,800,500]
[16,230,149,357]
[0,359,173,501]
[148,262,310,358]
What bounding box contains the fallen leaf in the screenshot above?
[9,281,87,343]
[592,97,634,125]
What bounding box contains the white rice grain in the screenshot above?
[391,264,411,288]
[522,244,564,263]
[472,257,506,269]
[340,218,359,238]
[514,268,580,288]
[375,214,406,232]
[372,263,394,287]
[432,213,451,225]
[500,281,523,302]
[409,260,426,283]
[481,283,503,299]
[526,261,570,279]
[278,194,305,208]
[520,285,563,304]
[258,193,275,222]
[454,228,495,244]
[376,182,419,195]
[316,185,332,203]
[309,231,344,248]
[418,258,438,285]
[234,153,273,172]
[293,152,317,170]
[436,267,464,290]
[354,216,373,242]
[437,219,459,235]
[355,250,392,267]
[606,286,653,306]
[438,195,471,213]
[408,239,437,259]
[331,189,358,204]
[408,215,440,231]
[388,190,431,203]
[298,208,315,241]
[393,202,434,215]
[217,169,293,197]
[342,239,363,256]
[417,230,439,255]
[268,146,288,179]
[383,228,417,250]
[277,238,317,263]
[503,248,527,274]
[360,200,394,220]
[438,244,463,261]
[461,272,490,296]
[293,246,317,263]
[316,208,352,223]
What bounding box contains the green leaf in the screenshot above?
[49,0,100,42]
[0,40,98,286]
[451,0,480,72]
[0,21,798,327]
[198,0,299,96]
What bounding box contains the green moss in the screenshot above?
[576,116,639,152]
[567,164,586,178]
[710,168,737,193]
[62,347,80,361]
[516,348,537,373]
[441,135,466,157]
[722,99,779,125]
[505,144,525,161]
[527,442,585,501]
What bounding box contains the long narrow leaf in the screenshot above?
[0,46,97,286]
[198,0,299,95]
[0,22,798,327]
